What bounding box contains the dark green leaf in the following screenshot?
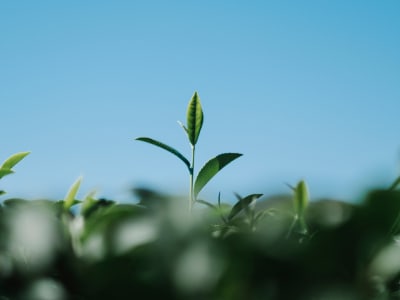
[186,92,203,146]
[0,190,6,196]
[1,151,30,170]
[228,193,263,221]
[136,137,190,170]
[194,153,242,198]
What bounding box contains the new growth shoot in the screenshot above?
[136,92,242,212]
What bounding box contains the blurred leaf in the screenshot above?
[289,180,309,235]
[82,198,115,218]
[186,91,203,146]
[294,180,309,217]
[194,153,242,198]
[81,190,97,216]
[1,151,30,170]
[64,177,82,211]
[3,198,29,207]
[133,187,170,210]
[389,176,400,190]
[196,199,217,210]
[0,190,5,196]
[0,168,14,179]
[136,137,190,170]
[228,193,263,221]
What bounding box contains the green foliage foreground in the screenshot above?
[1,93,400,300]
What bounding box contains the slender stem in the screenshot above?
[189,145,195,213]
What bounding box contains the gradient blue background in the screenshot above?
[1,1,399,203]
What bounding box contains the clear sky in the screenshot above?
[1,1,399,203]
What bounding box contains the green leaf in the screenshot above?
[136,137,190,170]
[0,190,6,196]
[294,180,309,216]
[1,151,30,170]
[64,177,82,210]
[0,168,14,180]
[186,92,203,146]
[194,153,242,198]
[228,193,263,221]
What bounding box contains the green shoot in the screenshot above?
[64,176,82,211]
[287,180,309,237]
[136,92,242,212]
[0,151,30,195]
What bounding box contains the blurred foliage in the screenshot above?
[1,187,400,300]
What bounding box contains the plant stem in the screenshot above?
[189,145,195,213]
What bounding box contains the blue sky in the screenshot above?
[1,1,399,203]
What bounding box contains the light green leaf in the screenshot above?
[0,168,14,180]
[64,177,82,210]
[194,153,242,198]
[136,137,190,170]
[1,151,30,170]
[294,180,309,216]
[228,193,263,221]
[186,92,203,146]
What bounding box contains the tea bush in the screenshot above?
[1,93,400,300]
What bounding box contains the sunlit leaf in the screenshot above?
[1,151,30,170]
[136,137,190,170]
[64,176,82,210]
[194,153,242,198]
[186,92,203,146]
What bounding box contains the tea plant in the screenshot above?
[0,151,30,196]
[2,92,400,299]
[136,92,242,212]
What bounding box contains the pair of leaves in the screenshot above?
[0,151,30,180]
[136,136,242,199]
